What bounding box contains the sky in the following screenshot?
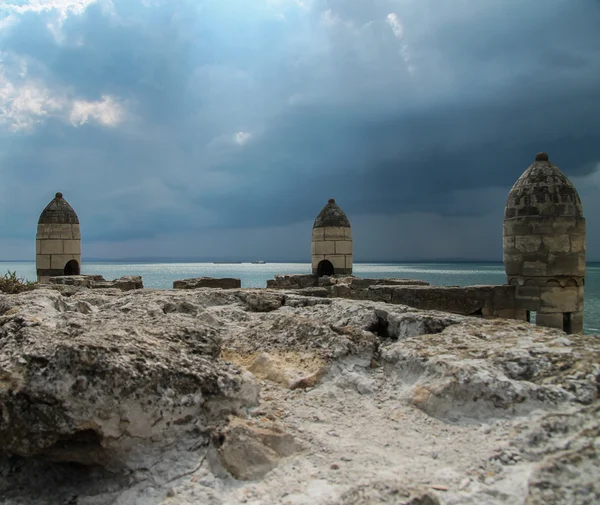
[1,0,599,262]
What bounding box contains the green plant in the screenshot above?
[0,270,37,294]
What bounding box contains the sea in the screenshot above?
[2,261,599,336]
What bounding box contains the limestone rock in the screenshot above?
[173,277,241,289]
[381,317,600,421]
[329,481,440,505]
[238,290,285,312]
[513,405,600,505]
[92,275,143,291]
[46,275,143,292]
[47,275,106,287]
[0,286,598,505]
[216,417,298,480]
[266,274,317,289]
[349,278,430,289]
[0,289,258,467]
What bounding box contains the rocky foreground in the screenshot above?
[0,287,598,504]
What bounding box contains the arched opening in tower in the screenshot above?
[64,259,80,276]
[317,259,334,277]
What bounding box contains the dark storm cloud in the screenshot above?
[0,0,599,259]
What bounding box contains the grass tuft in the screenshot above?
[0,271,37,294]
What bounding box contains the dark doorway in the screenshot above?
[563,313,572,334]
[317,259,334,277]
[64,259,80,276]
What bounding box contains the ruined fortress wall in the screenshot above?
[266,275,525,321]
[503,217,586,281]
[347,284,526,319]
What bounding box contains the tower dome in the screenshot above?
[313,198,351,229]
[38,192,80,225]
[36,192,82,282]
[504,152,583,220]
[503,153,586,333]
[311,198,353,276]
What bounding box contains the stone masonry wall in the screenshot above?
[340,284,526,320]
[36,223,81,282]
[503,217,586,281]
[266,275,523,322]
[503,216,585,332]
[311,226,353,275]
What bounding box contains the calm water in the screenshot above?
[2,261,599,335]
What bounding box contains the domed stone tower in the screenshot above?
[312,198,353,276]
[36,192,82,282]
[503,152,585,333]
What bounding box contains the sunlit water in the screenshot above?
[2,261,599,335]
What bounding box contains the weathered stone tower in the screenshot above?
[503,153,585,333]
[312,198,353,276]
[36,192,82,282]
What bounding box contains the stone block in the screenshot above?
[539,287,581,313]
[535,312,563,330]
[36,240,41,254]
[266,274,317,289]
[173,277,241,289]
[516,284,540,297]
[547,253,586,277]
[570,234,586,253]
[325,255,346,270]
[36,225,48,239]
[530,219,564,235]
[40,239,64,255]
[504,221,531,236]
[502,235,515,251]
[63,240,81,255]
[522,260,547,277]
[550,217,586,235]
[324,227,347,240]
[503,255,523,276]
[49,275,105,287]
[515,235,542,253]
[311,228,324,241]
[314,241,336,255]
[335,240,353,255]
[311,255,325,269]
[94,276,144,291]
[71,225,82,239]
[48,224,64,236]
[569,311,584,334]
[542,235,571,254]
[50,254,75,270]
[345,254,353,270]
[36,254,51,270]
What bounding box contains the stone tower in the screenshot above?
[36,192,82,282]
[503,152,586,333]
[312,198,353,276]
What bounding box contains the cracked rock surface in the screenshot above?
[0,288,598,504]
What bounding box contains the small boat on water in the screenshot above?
[251,261,266,264]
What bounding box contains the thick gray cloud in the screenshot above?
[0,0,599,261]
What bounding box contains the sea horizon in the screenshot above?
[3,258,600,264]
